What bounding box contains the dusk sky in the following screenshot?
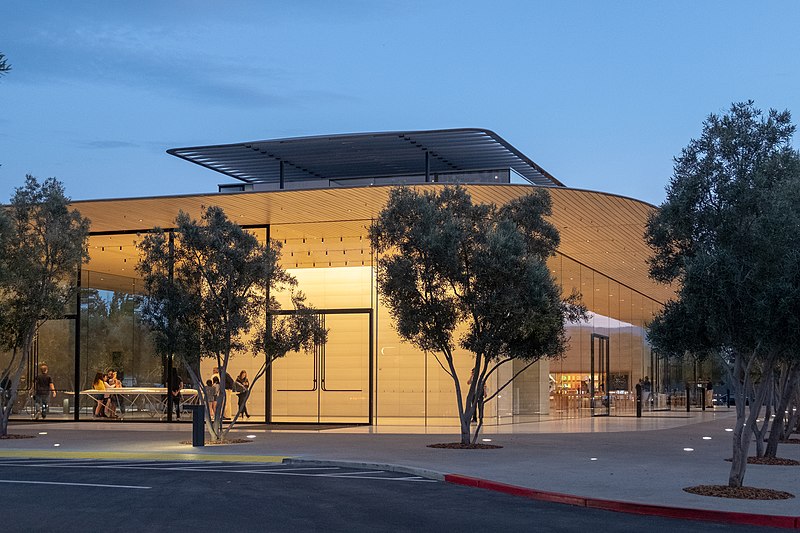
[2,1,799,206]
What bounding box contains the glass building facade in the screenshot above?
[5,214,716,425]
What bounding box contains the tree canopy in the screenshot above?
[0,52,10,76]
[136,206,325,440]
[645,101,800,487]
[0,176,90,436]
[370,185,584,444]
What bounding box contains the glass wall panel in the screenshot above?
[529,253,666,419]
[268,222,374,423]
[80,232,167,420]
[4,318,76,420]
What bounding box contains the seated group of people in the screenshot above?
[92,369,122,418]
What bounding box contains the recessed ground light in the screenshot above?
[725,428,733,432]
[482,438,492,442]
[702,436,712,440]
[246,435,256,439]
[590,457,598,461]
[53,443,60,447]
[683,448,694,452]
[38,432,47,435]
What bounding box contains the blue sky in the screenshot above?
[2,1,799,205]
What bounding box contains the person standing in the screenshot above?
[92,372,107,418]
[33,363,56,420]
[105,369,122,418]
[642,376,652,408]
[169,368,183,420]
[236,370,250,419]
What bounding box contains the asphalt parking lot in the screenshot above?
[0,458,780,532]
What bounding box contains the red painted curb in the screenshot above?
[444,474,800,530]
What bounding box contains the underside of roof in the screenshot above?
[167,128,563,188]
[71,184,673,305]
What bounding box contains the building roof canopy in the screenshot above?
[72,184,673,304]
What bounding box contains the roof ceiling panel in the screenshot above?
[71,184,673,304]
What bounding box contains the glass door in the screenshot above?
[271,310,371,424]
[591,333,610,416]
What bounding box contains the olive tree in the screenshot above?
[370,186,585,445]
[0,52,10,76]
[0,176,89,436]
[136,206,325,441]
[646,101,800,487]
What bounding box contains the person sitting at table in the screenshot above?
[106,368,122,418]
[104,369,121,418]
[92,372,107,418]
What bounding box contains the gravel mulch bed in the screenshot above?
[778,439,800,444]
[427,442,503,449]
[684,485,794,500]
[724,456,800,465]
[0,434,36,440]
[178,438,252,445]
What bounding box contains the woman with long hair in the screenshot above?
[92,372,107,418]
[236,370,250,419]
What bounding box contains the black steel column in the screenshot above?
[166,230,175,422]
[368,308,374,424]
[635,383,642,418]
[279,161,285,190]
[265,224,272,423]
[73,264,81,421]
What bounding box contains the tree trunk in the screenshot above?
[728,382,750,487]
[784,390,800,440]
[729,352,776,486]
[751,377,770,458]
[0,351,27,437]
[728,353,753,488]
[221,358,273,439]
[765,364,800,457]
[0,333,35,437]
[181,359,218,441]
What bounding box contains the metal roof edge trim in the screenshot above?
[68,182,658,212]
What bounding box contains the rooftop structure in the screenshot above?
[167,128,563,190]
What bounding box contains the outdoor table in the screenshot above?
[81,387,198,419]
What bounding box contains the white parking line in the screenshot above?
[322,474,437,482]
[318,470,386,476]
[0,479,151,489]
[0,459,436,483]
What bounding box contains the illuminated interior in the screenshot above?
[3,182,717,425]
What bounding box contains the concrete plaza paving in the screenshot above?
[2,409,799,521]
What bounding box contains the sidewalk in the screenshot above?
[2,410,799,526]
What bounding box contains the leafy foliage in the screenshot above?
[0,52,9,76]
[0,176,89,436]
[645,101,800,487]
[136,206,325,439]
[370,185,584,444]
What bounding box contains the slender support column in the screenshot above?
[279,161,285,189]
[265,224,272,424]
[73,264,81,421]
[166,230,175,422]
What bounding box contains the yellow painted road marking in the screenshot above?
[0,450,289,463]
